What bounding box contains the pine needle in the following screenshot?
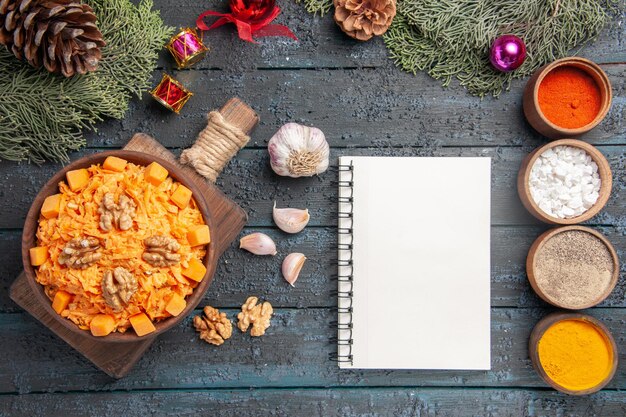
[0,0,173,164]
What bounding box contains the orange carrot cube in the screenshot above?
[182,258,207,282]
[52,290,72,314]
[29,246,48,266]
[187,224,210,247]
[90,314,116,337]
[165,293,187,316]
[129,312,156,336]
[103,156,128,172]
[170,184,193,209]
[41,194,62,219]
[145,162,169,186]
[66,169,90,192]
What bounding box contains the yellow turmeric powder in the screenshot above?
[538,319,613,391]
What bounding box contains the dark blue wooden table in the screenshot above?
[1,1,625,415]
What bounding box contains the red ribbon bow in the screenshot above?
[196,3,297,43]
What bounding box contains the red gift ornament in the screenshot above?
[150,74,193,113]
[197,0,297,43]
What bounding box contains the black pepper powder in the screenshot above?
[534,230,614,308]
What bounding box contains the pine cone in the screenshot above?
[334,0,396,41]
[0,0,105,77]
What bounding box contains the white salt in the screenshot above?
[529,145,601,219]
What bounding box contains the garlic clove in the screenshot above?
[273,201,310,234]
[268,123,330,178]
[282,253,306,287]
[239,233,278,256]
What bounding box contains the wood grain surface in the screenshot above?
[0,307,625,393]
[0,0,625,414]
[3,389,626,417]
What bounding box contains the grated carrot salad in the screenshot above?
[35,162,207,333]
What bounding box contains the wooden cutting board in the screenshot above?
[9,98,255,378]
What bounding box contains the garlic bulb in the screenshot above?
[282,253,306,286]
[273,201,310,233]
[239,233,277,256]
[268,123,330,178]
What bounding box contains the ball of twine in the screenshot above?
[180,111,250,182]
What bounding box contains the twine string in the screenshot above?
[180,111,250,182]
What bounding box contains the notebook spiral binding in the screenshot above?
[330,161,354,365]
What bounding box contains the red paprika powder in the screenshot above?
[538,66,602,129]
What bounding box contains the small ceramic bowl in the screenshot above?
[529,312,618,395]
[523,57,612,139]
[526,225,619,309]
[517,139,612,224]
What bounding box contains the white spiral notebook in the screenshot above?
[336,156,491,370]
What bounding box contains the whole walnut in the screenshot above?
[58,237,102,269]
[102,267,137,312]
[194,306,233,346]
[237,296,273,337]
[334,0,396,41]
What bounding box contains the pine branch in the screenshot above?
[295,0,617,97]
[0,0,173,164]
[95,0,173,99]
[384,0,612,97]
[295,0,334,16]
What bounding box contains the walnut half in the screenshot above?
[102,267,137,312]
[98,192,136,232]
[58,237,102,269]
[193,306,233,346]
[237,296,273,337]
[142,235,181,267]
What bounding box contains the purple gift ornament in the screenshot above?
[166,28,210,68]
[489,35,526,72]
